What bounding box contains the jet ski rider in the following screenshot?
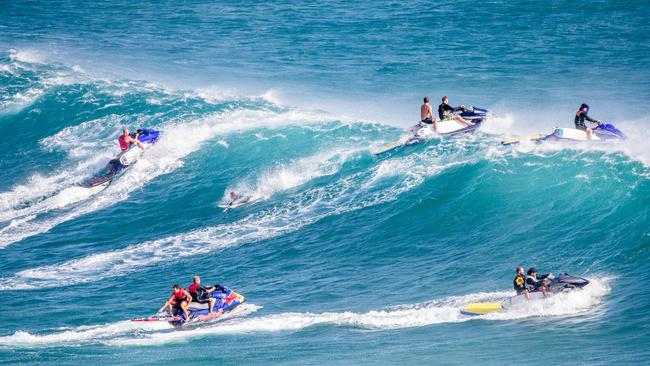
[438,96,473,126]
[526,267,551,297]
[513,266,530,300]
[159,284,193,320]
[188,276,217,314]
[574,103,601,140]
[118,128,144,152]
[420,96,438,131]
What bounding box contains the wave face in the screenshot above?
[1,1,650,365]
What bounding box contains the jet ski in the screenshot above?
[461,273,590,316]
[373,106,488,156]
[132,286,245,327]
[501,123,625,146]
[80,129,161,191]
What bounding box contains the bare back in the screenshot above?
[421,103,432,121]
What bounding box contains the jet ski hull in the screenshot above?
[170,287,245,327]
[80,129,161,189]
[373,107,488,156]
[501,124,625,145]
[461,273,590,316]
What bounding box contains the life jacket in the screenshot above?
[525,275,540,291]
[118,134,130,151]
[513,274,526,291]
[172,289,187,300]
[188,283,208,301]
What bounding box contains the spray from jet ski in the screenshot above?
[461,273,590,316]
[373,106,488,156]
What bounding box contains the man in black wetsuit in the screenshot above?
[513,266,530,299]
[525,267,551,297]
[438,96,473,126]
[574,103,601,140]
[188,276,217,314]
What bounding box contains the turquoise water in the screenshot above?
[1,1,649,365]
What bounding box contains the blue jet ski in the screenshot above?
[373,106,488,156]
[80,129,161,190]
[132,286,246,327]
[171,286,245,327]
[501,123,625,145]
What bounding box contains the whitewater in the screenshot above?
[1,1,650,365]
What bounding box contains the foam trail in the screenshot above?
[1,147,465,289]
[0,303,260,348]
[0,279,610,348]
[219,148,356,205]
[0,108,332,248]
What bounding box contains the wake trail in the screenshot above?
[1,145,470,289]
[0,108,333,249]
[0,278,610,348]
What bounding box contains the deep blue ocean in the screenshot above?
[1,1,649,365]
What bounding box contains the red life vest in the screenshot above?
[118,135,130,151]
[188,283,200,293]
[172,289,187,300]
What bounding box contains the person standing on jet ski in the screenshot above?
[158,284,193,320]
[118,128,144,152]
[438,96,473,126]
[188,276,217,314]
[526,267,551,297]
[513,266,530,300]
[574,103,601,140]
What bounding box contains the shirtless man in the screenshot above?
[420,96,438,132]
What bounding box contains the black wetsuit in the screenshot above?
[438,103,463,120]
[513,274,527,295]
[574,110,597,130]
[525,274,550,292]
[189,284,212,304]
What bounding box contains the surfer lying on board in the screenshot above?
[159,284,192,320]
[438,96,473,126]
[229,192,251,206]
[525,267,552,297]
[574,103,601,140]
[118,128,144,152]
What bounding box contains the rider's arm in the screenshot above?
[158,295,173,313]
[184,290,193,303]
[583,113,598,123]
[453,105,464,112]
[130,136,143,149]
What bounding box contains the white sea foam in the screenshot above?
[219,148,356,205]
[0,108,334,248]
[0,303,260,348]
[0,278,610,348]
[1,146,460,288]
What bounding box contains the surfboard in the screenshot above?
[500,133,546,146]
[461,302,503,316]
[218,196,252,212]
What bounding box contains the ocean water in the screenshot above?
[0,1,649,365]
